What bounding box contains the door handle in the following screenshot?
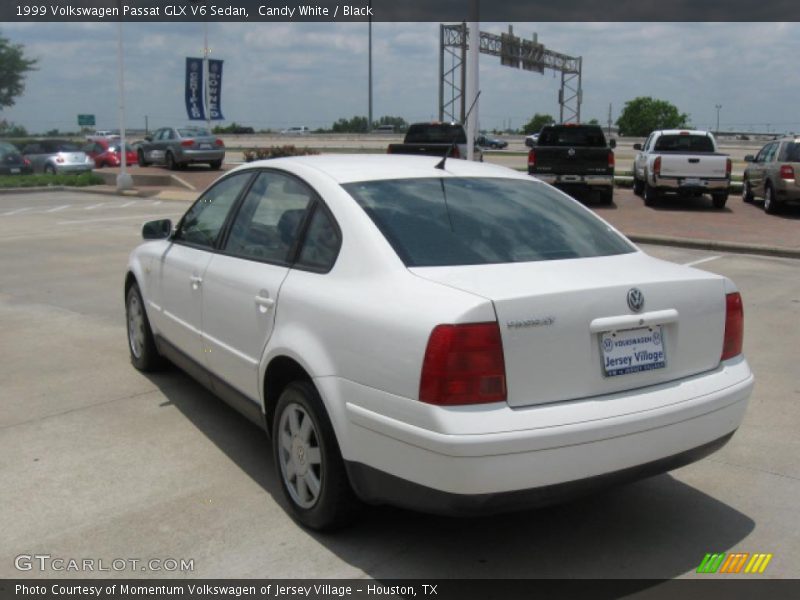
[190,275,203,290]
[255,295,275,313]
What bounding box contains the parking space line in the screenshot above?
[151,200,163,206]
[1,207,34,216]
[45,205,72,213]
[683,255,723,267]
[84,203,107,210]
[58,214,164,225]
[119,201,136,208]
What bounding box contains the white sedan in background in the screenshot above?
[125,155,753,530]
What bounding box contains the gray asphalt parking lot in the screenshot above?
[1,191,798,580]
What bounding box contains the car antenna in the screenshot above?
[436,90,481,170]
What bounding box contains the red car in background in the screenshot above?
[83,139,138,168]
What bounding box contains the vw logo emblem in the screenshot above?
[567,148,576,157]
[627,288,645,312]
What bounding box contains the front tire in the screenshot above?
[138,150,150,167]
[273,381,359,530]
[742,179,754,203]
[126,283,165,371]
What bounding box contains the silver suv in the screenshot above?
[743,137,800,214]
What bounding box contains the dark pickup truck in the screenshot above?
[528,124,616,204]
[387,122,481,161]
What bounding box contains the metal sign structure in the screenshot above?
[439,24,583,125]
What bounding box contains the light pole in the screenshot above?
[116,15,132,191]
[715,104,722,135]
[368,1,372,132]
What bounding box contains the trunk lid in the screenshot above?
[410,252,726,408]
[658,153,728,179]
[532,147,613,176]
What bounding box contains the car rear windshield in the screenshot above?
[178,128,211,137]
[405,124,467,144]
[54,142,81,152]
[0,142,20,157]
[653,134,715,152]
[537,126,607,147]
[343,177,634,267]
[780,142,800,162]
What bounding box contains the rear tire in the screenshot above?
[273,381,360,531]
[209,159,222,170]
[126,283,165,372]
[643,181,659,206]
[599,188,614,205]
[764,183,779,214]
[632,174,644,196]
[711,193,728,209]
[44,164,57,175]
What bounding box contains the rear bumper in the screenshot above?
[178,149,225,163]
[653,176,730,193]
[54,164,93,174]
[345,431,735,515]
[319,357,753,510]
[532,173,614,188]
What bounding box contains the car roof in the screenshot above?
[655,130,711,136]
[232,154,529,184]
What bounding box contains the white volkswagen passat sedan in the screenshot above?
[125,155,753,530]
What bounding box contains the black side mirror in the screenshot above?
[609,139,617,149]
[144,135,153,142]
[633,143,642,151]
[142,219,172,240]
[744,155,755,163]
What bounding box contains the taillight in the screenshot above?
[608,150,615,169]
[180,139,194,147]
[721,292,744,361]
[23,158,31,166]
[726,158,732,177]
[528,149,536,168]
[653,156,661,177]
[419,322,507,406]
[215,138,224,147]
[779,165,795,180]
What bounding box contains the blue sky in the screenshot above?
[2,21,799,134]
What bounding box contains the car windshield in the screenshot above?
[405,124,467,144]
[654,134,715,152]
[343,177,634,267]
[538,126,606,147]
[0,142,20,157]
[178,128,211,137]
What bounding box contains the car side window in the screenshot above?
[224,171,313,263]
[643,134,653,151]
[763,143,778,163]
[296,206,341,272]
[176,172,252,248]
[755,145,768,163]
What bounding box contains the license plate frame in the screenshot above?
[600,325,667,377]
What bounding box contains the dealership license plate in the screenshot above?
[10,168,20,174]
[682,178,702,187]
[199,143,212,149]
[601,326,666,377]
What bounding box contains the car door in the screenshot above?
[634,133,653,179]
[200,170,316,402]
[154,171,254,365]
[752,143,776,196]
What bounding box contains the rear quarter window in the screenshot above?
[344,177,634,267]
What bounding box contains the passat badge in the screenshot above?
[627,288,645,312]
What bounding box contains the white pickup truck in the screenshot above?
[632,130,732,209]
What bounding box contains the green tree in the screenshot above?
[587,118,600,125]
[0,32,37,110]
[523,113,554,135]
[331,116,369,133]
[616,97,689,137]
[0,119,27,137]
[373,115,408,132]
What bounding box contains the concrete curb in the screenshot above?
[628,234,800,259]
[0,185,149,197]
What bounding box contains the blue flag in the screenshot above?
[185,57,205,121]
[207,59,225,121]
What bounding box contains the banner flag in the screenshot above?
[185,57,206,120]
